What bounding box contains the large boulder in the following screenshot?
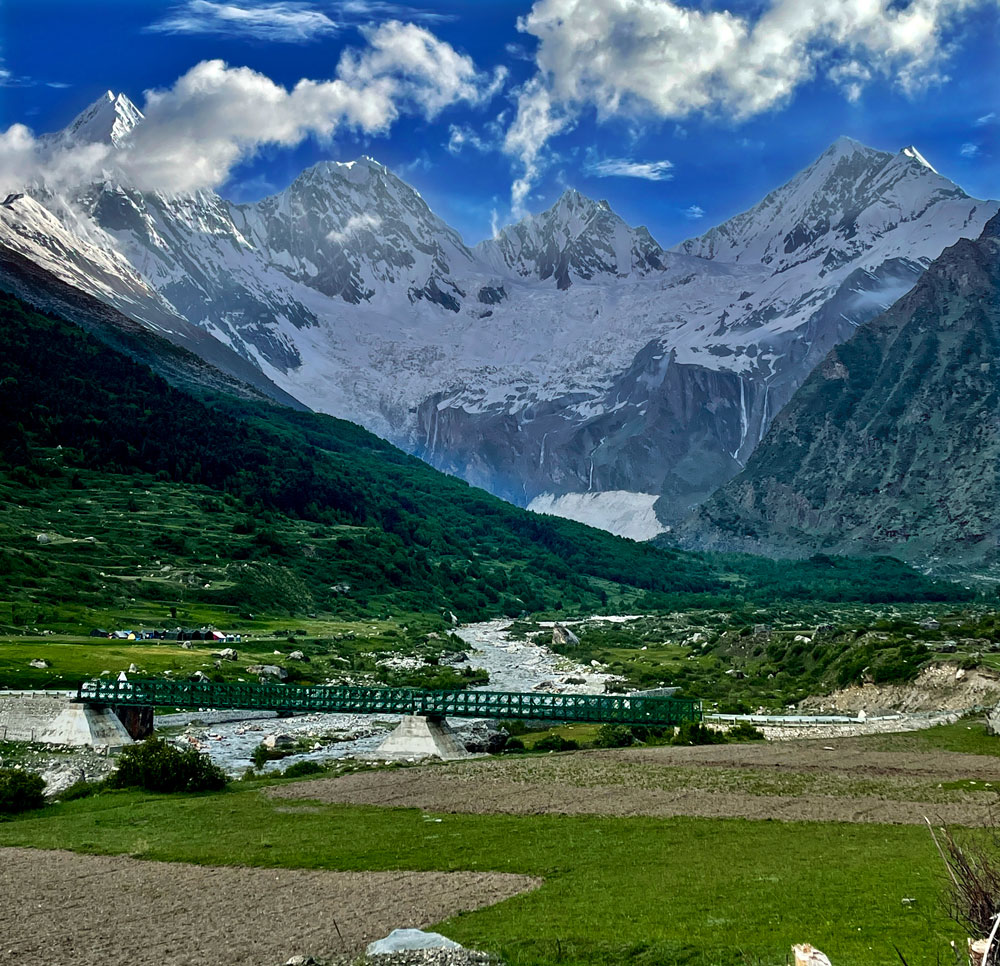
[457,720,509,754]
[247,664,288,681]
[552,624,580,646]
[367,929,461,956]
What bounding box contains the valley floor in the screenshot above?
[2,721,998,966]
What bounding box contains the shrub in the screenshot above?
[282,760,324,779]
[58,779,105,801]
[251,744,270,770]
[108,737,227,793]
[593,724,635,748]
[726,722,765,742]
[504,736,525,753]
[534,734,580,752]
[0,768,46,813]
[671,721,727,746]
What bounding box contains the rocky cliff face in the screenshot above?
[680,213,1000,569]
[1,94,996,538]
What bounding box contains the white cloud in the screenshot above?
[0,21,500,196]
[503,74,571,213]
[976,111,997,125]
[327,211,382,242]
[683,204,705,219]
[504,0,995,204]
[339,20,505,117]
[446,123,493,155]
[149,1,339,42]
[585,156,673,180]
[960,142,981,157]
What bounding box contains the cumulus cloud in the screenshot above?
[504,0,994,204]
[148,1,339,42]
[585,156,673,180]
[327,211,382,242]
[0,21,500,196]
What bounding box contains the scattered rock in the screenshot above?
[29,659,51,669]
[217,648,238,661]
[288,651,306,662]
[180,641,193,649]
[190,671,209,683]
[35,533,52,545]
[263,733,295,750]
[128,663,139,674]
[367,929,462,956]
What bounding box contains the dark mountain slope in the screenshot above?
[681,213,1000,571]
[0,244,305,410]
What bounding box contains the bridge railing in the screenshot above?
[77,679,702,726]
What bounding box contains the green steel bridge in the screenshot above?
[77,678,702,727]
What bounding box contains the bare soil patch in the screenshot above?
[0,847,539,966]
[270,738,1000,826]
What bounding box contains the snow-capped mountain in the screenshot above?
[476,188,667,287]
[2,93,996,539]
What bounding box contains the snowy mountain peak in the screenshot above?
[674,136,970,271]
[477,188,667,287]
[235,153,473,307]
[57,90,143,148]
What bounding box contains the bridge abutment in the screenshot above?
[376,715,471,761]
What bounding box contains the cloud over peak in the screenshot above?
[503,0,996,207]
[0,21,502,196]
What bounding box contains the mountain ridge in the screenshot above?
[1,91,996,540]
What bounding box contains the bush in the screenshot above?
[108,737,227,793]
[282,760,324,779]
[671,721,727,746]
[593,724,636,748]
[504,736,526,753]
[726,722,765,742]
[0,768,46,813]
[58,779,105,801]
[534,734,580,752]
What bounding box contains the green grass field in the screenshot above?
[0,785,961,966]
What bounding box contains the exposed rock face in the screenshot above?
[2,98,997,534]
[682,212,1000,568]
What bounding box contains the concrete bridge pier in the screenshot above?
[376,715,471,761]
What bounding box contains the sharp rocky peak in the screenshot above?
[56,90,143,148]
[477,187,666,287]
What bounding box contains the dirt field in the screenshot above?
[269,737,1000,826]
[0,847,539,966]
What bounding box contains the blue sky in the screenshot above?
[1,0,997,247]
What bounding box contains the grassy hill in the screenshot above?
[0,290,970,635]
